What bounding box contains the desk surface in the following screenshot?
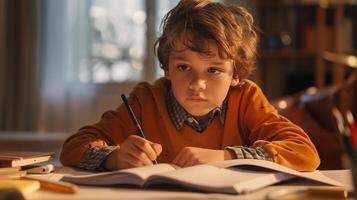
[27,168,353,200]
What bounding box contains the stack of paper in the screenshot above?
[0,166,25,179]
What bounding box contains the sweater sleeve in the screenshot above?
[239,81,320,171]
[59,94,141,167]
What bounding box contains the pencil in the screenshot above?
[22,177,78,194]
[121,94,158,165]
[305,187,348,198]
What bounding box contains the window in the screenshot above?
[79,0,145,83]
[77,0,180,83]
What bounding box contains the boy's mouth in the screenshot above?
[186,95,207,102]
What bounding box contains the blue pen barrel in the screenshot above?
[121,94,158,165]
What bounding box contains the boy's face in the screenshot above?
[165,42,239,117]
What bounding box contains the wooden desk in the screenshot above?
[27,168,353,200]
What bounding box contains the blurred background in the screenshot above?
[0,0,356,169]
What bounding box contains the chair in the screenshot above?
[271,72,357,169]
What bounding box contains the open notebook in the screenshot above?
[62,159,343,194]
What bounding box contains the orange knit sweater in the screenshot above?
[60,78,320,171]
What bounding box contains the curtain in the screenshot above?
[0,0,41,131]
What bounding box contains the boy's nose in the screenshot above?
[189,77,206,91]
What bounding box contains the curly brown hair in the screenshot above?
[154,0,258,80]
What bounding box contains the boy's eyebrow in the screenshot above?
[208,61,225,65]
[171,55,226,65]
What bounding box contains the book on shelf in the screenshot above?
[0,151,54,167]
[62,159,343,194]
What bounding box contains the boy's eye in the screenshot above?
[207,67,222,75]
[177,65,190,71]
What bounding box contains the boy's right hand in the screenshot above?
[103,135,162,170]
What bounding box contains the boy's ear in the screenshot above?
[230,78,239,87]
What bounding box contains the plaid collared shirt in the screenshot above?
[77,87,272,171]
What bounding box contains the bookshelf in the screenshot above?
[254,0,356,99]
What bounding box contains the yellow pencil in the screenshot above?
[305,186,348,198]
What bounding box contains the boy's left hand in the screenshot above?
[172,147,233,167]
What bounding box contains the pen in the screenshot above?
[346,110,357,145]
[121,94,158,165]
[332,108,356,159]
[22,177,78,194]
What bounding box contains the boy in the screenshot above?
[60,0,320,171]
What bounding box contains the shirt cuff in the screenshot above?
[225,146,273,161]
[77,146,117,171]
